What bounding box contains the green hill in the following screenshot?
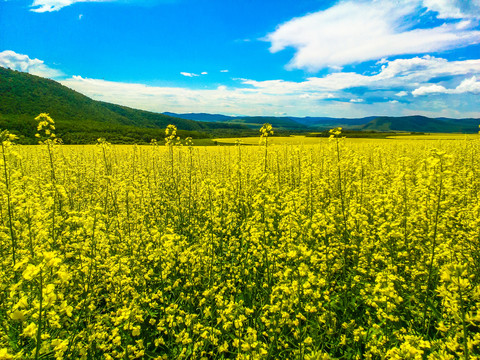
[0,67,249,144]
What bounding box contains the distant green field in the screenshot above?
[214,136,325,145]
[387,133,480,140]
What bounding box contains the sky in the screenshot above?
[1,0,480,118]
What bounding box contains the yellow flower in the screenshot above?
[22,322,38,338]
[10,310,25,322]
[0,348,14,360]
[22,264,40,281]
[132,327,141,336]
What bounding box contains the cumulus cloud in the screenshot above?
[265,0,480,71]
[455,75,480,92]
[412,84,449,96]
[30,0,111,12]
[412,76,480,95]
[0,50,63,78]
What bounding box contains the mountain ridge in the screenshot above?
[165,112,479,133]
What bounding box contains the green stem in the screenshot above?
[422,158,443,332]
[34,270,43,360]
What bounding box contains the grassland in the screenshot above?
[1,122,480,359]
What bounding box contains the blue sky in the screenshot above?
[1,0,480,118]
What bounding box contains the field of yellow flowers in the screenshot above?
[1,118,480,359]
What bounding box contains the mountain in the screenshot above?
[165,112,377,129]
[359,116,479,133]
[0,67,249,144]
[295,116,378,127]
[163,112,237,122]
[166,112,480,133]
[163,113,308,130]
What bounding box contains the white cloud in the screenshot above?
[79,13,83,19]
[220,70,229,73]
[239,56,480,95]
[412,84,449,95]
[0,50,63,78]
[455,75,480,92]
[55,74,480,118]
[60,75,341,116]
[412,75,480,95]
[181,71,208,77]
[62,74,480,118]
[265,0,480,71]
[30,0,111,12]
[423,0,480,19]
[58,55,480,118]
[180,72,199,77]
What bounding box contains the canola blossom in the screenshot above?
[0,119,480,359]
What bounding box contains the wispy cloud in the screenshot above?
[0,50,63,78]
[29,0,179,12]
[423,0,480,19]
[180,71,208,77]
[30,0,112,13]
[265,0,480,71]
[180,72,199,77]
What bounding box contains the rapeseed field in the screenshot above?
[1,116,479,359]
